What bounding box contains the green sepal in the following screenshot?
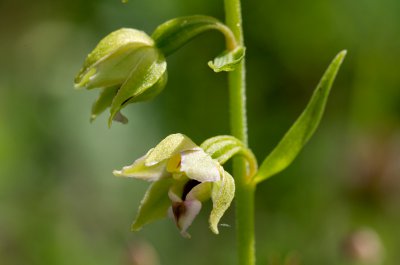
[145,133,198,166]
[209,170,235,234]
[208,46,245,72]
[131,178,173,231]
[201,135,257,177]
[254,50,347,184]
[152,15,237,57]
[75,28,154,88]
[79,43,152,90]
[113,150,169,181]
[128,71,167,103]
[108,47,167,127]
[90,86,119,122]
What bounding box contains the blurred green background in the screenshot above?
[1,0,400,264]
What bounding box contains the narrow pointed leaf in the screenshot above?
[208,46,245,72]
[209,170,235,234]
[254,50,347,184]
[131,178,173,231]
[152,15,236,56]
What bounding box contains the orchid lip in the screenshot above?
[181,179,201,200]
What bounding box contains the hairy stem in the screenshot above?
[224,0,255,264]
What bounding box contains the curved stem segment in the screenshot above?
[152,15,238,56]
[224,0,255,264]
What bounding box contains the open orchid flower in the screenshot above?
[113,133,235,238]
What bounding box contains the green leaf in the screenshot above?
[90,86,119,122]
[131,178,173,231]
[108,47,166,127]
[209,170,235,234]
[152,15,237,56]
[254,50,347,184]
[208,46,245,72]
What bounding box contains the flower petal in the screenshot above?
[209,169,235,234]
[145,134,199,166]
[113,150,169,181]
[131,178,174,231]
[179,150,221,182]
[169,199,202,238]
[186,181,212,202]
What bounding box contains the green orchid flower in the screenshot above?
[113,133,235,238]
[74,28,167,126]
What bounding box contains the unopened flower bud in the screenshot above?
[74,28,167,126]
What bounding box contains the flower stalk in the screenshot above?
[224,0,256,264]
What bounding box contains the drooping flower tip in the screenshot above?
[74,28,167,126]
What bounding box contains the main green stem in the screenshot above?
[224,0,256,264]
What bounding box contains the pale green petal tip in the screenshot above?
[112,155,168,181]
[209,170,235,235]
[209,213,221,234]
[74,67,97,89]
[74,83,84,90]
[210,222,220,234]
[108,115,114,128]
[112,169,123,177]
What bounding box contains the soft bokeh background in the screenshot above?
[1,0,400,264]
